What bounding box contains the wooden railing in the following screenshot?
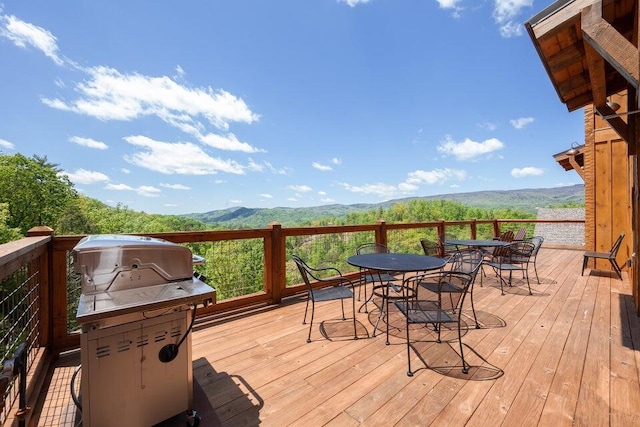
[0,218,584,426]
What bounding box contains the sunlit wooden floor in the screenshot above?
[36,247,640,426]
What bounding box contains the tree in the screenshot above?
[0,153,77,234]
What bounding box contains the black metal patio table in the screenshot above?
[347,253,446,344]
[446,239,516,289]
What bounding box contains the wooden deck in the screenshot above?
[34,247,640,426]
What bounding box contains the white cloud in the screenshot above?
[160,183,191,190]
[0,14,64,65]
[321,197,335,203]
[338,0,371,7]
[332,158,341,165]
[121,168,130,174]
[105,183,133,191]
[137,185,161,197]
[340,182,399,199]
[63,168,109,184]
[246,158,289,175]
[123,135,245,175]
[493,0,533,38]
[198,132,263,153]
[42,65,262,152]
[69,136,108,150]
[437,136,504,160]
[312,162,332,171]
[340,166,467,200]
[288,185,312,192]
[478,121,498,131]
[511,166,544,177]
[0,138,15,150]
[435,0,463,17]
[510,117,535,129]
[260,193,273,199]
[406,168,467,185]
[105,182,161,197]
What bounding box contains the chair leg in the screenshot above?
[340,299,346,320]
[306,301,315,343]
[303,299,310,324]
[582,255,588,276]
[533,261,540,284]
[458,320,468,374]
[351,296,358,340]
[405,309,413,376]
[469,286,479,329]
[611,259,623,280]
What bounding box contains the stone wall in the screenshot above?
[534,208,584,246]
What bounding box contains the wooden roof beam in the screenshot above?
[582,1,607,108]
[595,103,629,141]
[582,2,640,90]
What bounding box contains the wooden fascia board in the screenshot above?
[582,5,640,89]
[528,0,598,40]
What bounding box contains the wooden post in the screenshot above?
[268,222,284,304]
[376,220,387,247]
[470,219,477,239]
[27,227,53,348]
[492,220,500,238]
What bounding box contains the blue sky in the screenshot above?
[0,0,584,215]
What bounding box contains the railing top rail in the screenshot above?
[0,235,50,280]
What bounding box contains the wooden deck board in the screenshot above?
[33,247,640,427]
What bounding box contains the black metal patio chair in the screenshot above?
[582,232,625,280]
[394,271,475,376]
[292,254,357,343]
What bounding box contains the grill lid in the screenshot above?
[73,234,193,295]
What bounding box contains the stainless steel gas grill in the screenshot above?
[73,234,215,427]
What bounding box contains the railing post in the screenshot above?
[437,220,445,239]
[492,219,500,238]
[27,226,53,348]
[268,222,285,304]
[470,219,477,239]
[376,220,387,247]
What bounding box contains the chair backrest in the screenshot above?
[507,241,535,263]
[449,249,483,279]
[499,230,515,242]
[291,254,314,290]
[420,238,439,257]
[609,233,625,257]
[438,233,458,257]
[413,271,474,312]
[529,236,544,256]
[356,243,390,255]
[514,227,527,241]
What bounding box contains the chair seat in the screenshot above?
[583,250,615,260]
[311,286,353,302]
[484,261,521,271]
[420,280,462,294]
[395,300,455,324]
[363,273,397,282]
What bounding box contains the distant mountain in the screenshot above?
[184,184,585,228]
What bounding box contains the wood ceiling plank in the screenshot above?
[583,2,608,107]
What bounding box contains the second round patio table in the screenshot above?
[347,253,447,344]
